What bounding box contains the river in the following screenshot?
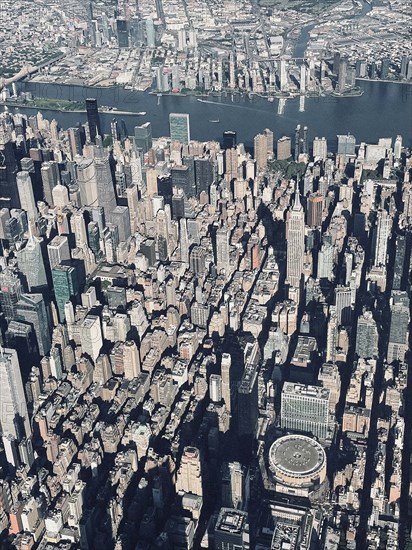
[11,80,412,151]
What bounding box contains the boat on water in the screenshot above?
[209,119,220,123]
[197,98,205,102]
[136,111,146,115]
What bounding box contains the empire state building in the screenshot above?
[286,184,305,290]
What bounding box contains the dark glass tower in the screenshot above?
[86,98,102,143]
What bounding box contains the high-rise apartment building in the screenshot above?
[254,133,268,173]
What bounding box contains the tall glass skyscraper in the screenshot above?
[169,113,191,144]
[52,264,79,322]
[86,98,102,143]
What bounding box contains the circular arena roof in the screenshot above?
[268,434,326,485]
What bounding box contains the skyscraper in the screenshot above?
[86,98,102,143]
[286,185,305,290]
[277,136,291,160]
[0,348,31,463]
[47,235,71,271]
[0,129,20,210]
[52,264,79,322]
[254,133,268,173]
[94,152,117,219]
[387,291,409,364]
[223,131,237,150]
[372,208,392,267]
[176,446,203,496]
[15,294,50,357]
[281,381,330,440]
[16,234,48,292]
[356,310,378,359]
[0,269,22,320]
[216,224,230,273]
[169,113,191,144]
[41,161,60,205]
[214,508,249,550]
[134,122,152,154]
[16,172,37,222]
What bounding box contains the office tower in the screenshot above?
[393,234,410,291]
[209,374,222,403]
[52,184,69,208]
[111,206,131,243]
[68,127,83,157]
[169,113,190,144]
[86,98,102,143]
[182,156,196,197]
[221,353,232,415]
[0,349,31,458]
[338,59,347,92]
[277,136,291,160]
[334,285,352,325]
[77,158,98,207]
[317,242,334,280]
[387,291,409,364]
[337,134,356,157]
[117,18,129,47]
[214,508,249,550]
[80,315,103,362]
[286,185,305,289]
[356,311,378,359]
[47,235,70,271]
[16,294,51,357]
[294,125,301,161]
[313,137,327,160]
[171,165,191,198]
[94,154,117,218]
[333,51,341,74]
[40,161,60,205]
[190,245,206,276]
[195,157,214,195]
[372,209,392,267]
[223,131,237,150]
[52,264,79,322]
[221,462,245,509]
[225,148,238,181]
[0,131,20,209]
[176,446,203,496]
[307,192,323,227]
[179,218,189,265]
[17,234,48,292]
[237,361,258,436]
[216,224,230,273]
[0,270,22,321]
[71,210,88,248]
[281,381,330,440]
[134,122,152,154]
[16,172,37,222]
[145,18,155,47]
[254,133,268,172]
[303,126,309,155]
